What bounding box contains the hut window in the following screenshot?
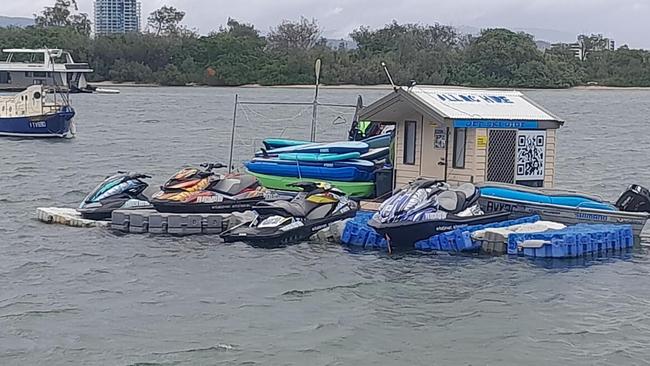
[403,120,417,165]
[453,128,466,169]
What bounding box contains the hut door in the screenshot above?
[486,129,517,183]
[420,122,447,179]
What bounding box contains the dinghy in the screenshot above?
[478,182,650,236]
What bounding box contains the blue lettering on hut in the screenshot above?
[437,93,514,104]
[359,86,564,189]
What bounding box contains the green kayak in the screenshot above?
[249,172,375,199]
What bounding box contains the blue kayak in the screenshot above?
[259,141,370,156]
[262,138,311,150]
[278,152,361,162]
[360,147,389,161]
[480,186,616,211]
[362,133,392,148]
[262,134,390,151]
[245,159,375,182]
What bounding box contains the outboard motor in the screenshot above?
[615,184,650,213]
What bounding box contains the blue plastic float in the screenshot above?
[507,224,634,257]
[340,211,634,258]
[414,215,542,252]
[340,211,388,249]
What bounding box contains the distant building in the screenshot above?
[324,39,358,51]
[94,0,141,35]
[535,40,552,51]
[550,41,585,59]
[551,35,615,60]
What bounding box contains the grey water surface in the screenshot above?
[1,86,650,365]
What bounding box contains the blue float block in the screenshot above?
[416,215,542,253]
[341,224,359,244]
[439,235,452,251]
[364,230,388,249]
[512,224,634,258]
[341,221,369,247]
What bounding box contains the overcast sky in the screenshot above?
[4,0,650,48]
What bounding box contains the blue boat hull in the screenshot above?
[0,107,75,138]
[245,160,375,182]
[477,183,650,236]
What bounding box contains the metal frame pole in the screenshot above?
[228,94,238,173]
[310,59,321,142]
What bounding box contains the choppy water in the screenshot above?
[1,86,650,365]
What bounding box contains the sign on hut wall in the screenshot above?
[515,130,546,181]
[476,135,488,149]
[454,120,539,129]
[434,128,446,149]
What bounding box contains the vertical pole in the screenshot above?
[310,86,319,141]
[310,59,321,142]
[444,126,450,182]
[228,94,238,173]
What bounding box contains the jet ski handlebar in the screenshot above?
[130,173,151,180]
[115,171,151,180]
[200,162,228,171]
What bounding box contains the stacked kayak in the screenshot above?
[246,141,387,199]
[260,133,392,152]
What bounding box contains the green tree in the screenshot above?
[267,17,321,50]
[147,6,186,36]
[465,28,544,86]
[578,34,611,60]
[34,0,91,36]
[350,21,463,85]
[199,19,266,85]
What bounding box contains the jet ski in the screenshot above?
[150,162,271,214]
[78,172,153,220]
[368,179,511,250]
[222,182,358,247]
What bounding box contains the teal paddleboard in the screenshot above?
[278,152,361,162]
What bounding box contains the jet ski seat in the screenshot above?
[456,183,477,201]
[216,174,258,194]
[256,199,313,217]
[437,190,466,213]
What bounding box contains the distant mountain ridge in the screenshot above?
[0,16,34,27]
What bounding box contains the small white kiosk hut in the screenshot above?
[359,86,564,190]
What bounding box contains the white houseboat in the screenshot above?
[0,48,93,92]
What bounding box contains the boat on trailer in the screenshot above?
[0,85,75,138]
[478,182,650,236]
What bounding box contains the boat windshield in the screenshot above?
[0,51,46,64]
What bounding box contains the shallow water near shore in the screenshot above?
[1,86,650,365]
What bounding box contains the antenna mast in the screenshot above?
[381,62,398,92]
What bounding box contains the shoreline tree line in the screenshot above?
[1,0,649,88]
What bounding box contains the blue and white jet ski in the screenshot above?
[78,172,153,220]
[368,179,511,250]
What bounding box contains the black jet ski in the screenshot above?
[78,172,153,220]
[222,182,358,247]
[151,163,272,214]
[368,179,511,250]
